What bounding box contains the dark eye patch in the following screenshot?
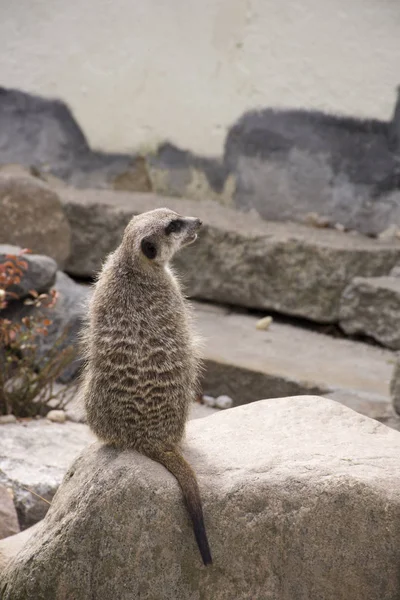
[141,238,157,259]
[165,219,184,235]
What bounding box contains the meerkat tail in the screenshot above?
[147,448,212,566]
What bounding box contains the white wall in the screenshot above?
[1,0,399,156]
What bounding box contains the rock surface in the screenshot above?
[0,173,71,266]
[194,302,393,409]
[390,359,400,415]
[3,87,400,237]
[2,397,400,600]
[0,420,95,529]
[339,275,400,349]
[46,410,66,424]
[0,244,57,300]
[148,141,232,205]
[0,486,19,540]
[0,87,150,191]
[60,189,400,323]
[2,271,90,382]
[0,524,40,576]
[0,416,17,425]
[224,103,400,236]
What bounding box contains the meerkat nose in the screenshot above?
[195,218,202,227]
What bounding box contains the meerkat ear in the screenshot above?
[141,238,158,260]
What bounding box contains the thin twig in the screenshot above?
[20,486,51,505]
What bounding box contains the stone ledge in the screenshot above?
[60,188,400,323]
[340,276,400,349]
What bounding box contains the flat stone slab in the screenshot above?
[2,397,400,600]
[60,188,400,323]
[340,276,400,349]
[194,302,394,409]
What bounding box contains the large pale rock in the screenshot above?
[61,189,400,323]
[0,244,57,300]
[0,174,71,266]
[2,397,400,600]
[0,486,19,540]
[0,420,94,529]
[339,276,400,349]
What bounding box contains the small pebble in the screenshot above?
[334,223,345,232]
[256,316,273,331]
[0,414,17,425]
[202,395,216,408]
[46,410,66,423]
[215,395,233,410]
[304,212,331,228]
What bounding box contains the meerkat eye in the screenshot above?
[141,238,157,259]
[165,219,183,235]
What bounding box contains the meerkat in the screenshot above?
[80,207,212,566]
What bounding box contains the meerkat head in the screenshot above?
[122,207,202,266]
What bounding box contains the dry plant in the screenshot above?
[0,249,77,418]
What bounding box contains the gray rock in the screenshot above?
[0,87,150,191]
[0,420,95,529]
[390,265,400,277]
[339,276,400,349]
[0,173,71,267]
[2,397,400,600]
[45,272,90,381]
[0,486,19,540]
[148,142,232,205]
[2,271,91,382]
[390,359,400,415]
[0,244,57,300]
[223,96,400,236]
[60,189,400,323]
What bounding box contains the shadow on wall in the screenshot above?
[1,85,400,235]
